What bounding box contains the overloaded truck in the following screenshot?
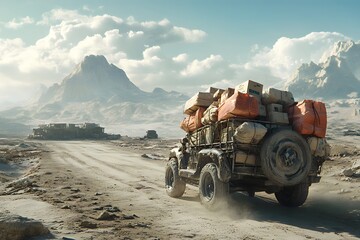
[165,80,329,209]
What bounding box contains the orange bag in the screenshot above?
[180,107,206,133]
[218,91,259,121]
[288,100,327,138]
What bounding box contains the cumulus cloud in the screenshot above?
[181,55,223,77]
[243,32,350,80]
[4,16,34,29]
[172,53,188,63]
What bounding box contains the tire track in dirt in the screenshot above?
[43,141,360,240]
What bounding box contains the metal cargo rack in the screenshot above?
[186,118,292,178]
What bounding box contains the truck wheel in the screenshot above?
[165,158,186,198]
[275,182,309,207]
[260,129,312,186]
[199,163,228,210]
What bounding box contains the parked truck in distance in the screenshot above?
[29,122,121,140]
[144,130,158,139]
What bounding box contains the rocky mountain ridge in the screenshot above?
[286,40,360,100]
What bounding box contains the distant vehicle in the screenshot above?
[145,130,158,139]
[29,123,121,140]
[165,118,329,209]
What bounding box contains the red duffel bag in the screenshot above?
[218,91,259,121]
[180,107,206,133]
[288,100,327,138]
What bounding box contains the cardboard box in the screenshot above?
[268,112,289,124]
[219,88,235,105]
[184,92,213,115]
[259,104,266,117]
[235,80,263,101]
[213,89,225,101]
[235,151,259,165]
[208,87,221,95]
[266,103,283,113]
[262,88,294,106]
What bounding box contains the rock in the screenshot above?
[0,214,50,240]
[95,192,103,196]
[352,159,360,170]
[96,211,116,220]
[61,205,71,209]
[338,188,352,194]
[6,177,33,189]
[343,169,354,177]
[104,206,121,213]
[141,153,165,160]
[17,143,30,149]
[79,221,97,229]
[135,223,150,228]
[122,214,139,220]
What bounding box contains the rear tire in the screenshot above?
[260,129,312,186]
[199,163,228,210]
[165,158,186,198]
[275,182,309,207]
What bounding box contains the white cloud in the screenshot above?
[244,32,350,80]
[37,9,84,25]
[172,53,188,63]
[83,5,91,12]
[181,55,223,77]
[173,26,207,42]
[5,16,34,29]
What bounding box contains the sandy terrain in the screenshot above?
[0,132,359,240]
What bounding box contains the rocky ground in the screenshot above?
[0,134,359,239]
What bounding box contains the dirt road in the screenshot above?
[2,140,360,239]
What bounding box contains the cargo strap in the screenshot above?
[311,101,321,136]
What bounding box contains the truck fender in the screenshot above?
[197,149,231,183]
[169,147,189,169]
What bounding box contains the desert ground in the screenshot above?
[0,119,360,239]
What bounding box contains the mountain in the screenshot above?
[38,55,145,104]
[0,55,188,138]
[286,40,360,100]
[326,40,360,80]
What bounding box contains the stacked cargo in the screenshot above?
[180,79,330,163]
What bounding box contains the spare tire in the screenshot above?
[260,129,312,186]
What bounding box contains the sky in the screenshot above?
[0,0,359,109]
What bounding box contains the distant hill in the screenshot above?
[286,40,360,100]
[0,55,188,138]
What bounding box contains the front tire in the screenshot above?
[165,158,186,198]
[199,163,228,210]
[275,182,309,207]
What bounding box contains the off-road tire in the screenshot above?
[165,158,186,198]
[260,129,312,186]
[199,163,228,210]
[275,182,309,207]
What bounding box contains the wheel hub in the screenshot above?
[282,148,297,167]
[203,174,214,200]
